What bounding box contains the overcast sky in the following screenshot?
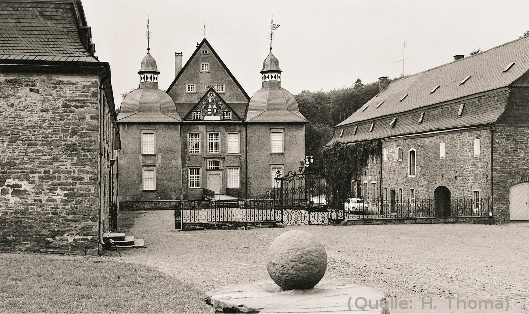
[82,0,529,105]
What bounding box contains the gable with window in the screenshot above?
[270,129,284,153]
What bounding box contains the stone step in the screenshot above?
[111,235,135,246]
[112,238,145,249]
[102,232,126,242]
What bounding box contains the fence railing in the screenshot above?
[174,196,491,229]
[344,197,491,219]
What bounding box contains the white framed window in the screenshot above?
[186,84,196,93]
[207,159,221,170]
[408,149,416,176]
[396,147,403,161]
[142,167,156,190]
[227,132,240,154]
[474,138,480,157]
[141,131,155,155]
[189,168,201,188]
[271,165,284,188]
[192,110,201,120]
[200,63,210,72]
[270,129,284,153]
[208,132,220,154]
[473,190,481,212]
[227,167,240,188]
[216,84,225,93]
[188,133,200,154]
[440,142,445,159]
[223,111,232,120]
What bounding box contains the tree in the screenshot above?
[520,31,529,38]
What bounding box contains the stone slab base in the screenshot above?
[205,279,385,313]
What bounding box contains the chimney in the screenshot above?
[453,54,464,61]
[378,76,389,92]
[175,52,183,77]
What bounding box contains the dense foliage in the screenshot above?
[322,140,381,208]
[295,78,390,172]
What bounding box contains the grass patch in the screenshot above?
[0,253,210,313]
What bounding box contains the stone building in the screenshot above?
[330,36,529,222]
[118,38,306,206]
[0,0,119,252]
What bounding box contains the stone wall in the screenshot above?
[246,123,305,198]
[0,70,116,253]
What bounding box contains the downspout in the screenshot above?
[490,125,494,218]
[245,122,248,199]
[98,80,106,251]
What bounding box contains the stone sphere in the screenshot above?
[266,230,327,290]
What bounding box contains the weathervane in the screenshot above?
[203,24,206,38]
[146,16,151,51]
[269,18,280,51]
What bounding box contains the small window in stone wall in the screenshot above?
[473,190,481,211]
[474,139,480,157]
[440,142,445,159]
[418,112,425,124]
[396,147,403,161]
[353,126,358,135]
[207,159,221,170]
[408,149,416,176]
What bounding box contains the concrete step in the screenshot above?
[102,232,126,242]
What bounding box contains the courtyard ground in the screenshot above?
[115,210,529,313]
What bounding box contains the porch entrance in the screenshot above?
[434,186,451,217]
[509,182,529,220]
[207,172,222,194]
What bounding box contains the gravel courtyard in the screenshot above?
[117,210,529,313]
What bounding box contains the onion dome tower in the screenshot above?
[117,25,180,122]
[246,49,306,122]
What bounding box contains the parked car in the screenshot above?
[344,198,368,214]
[308,195,328,211]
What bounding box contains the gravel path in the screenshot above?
[116,210,529,313]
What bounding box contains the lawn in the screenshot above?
[0,253,210,313]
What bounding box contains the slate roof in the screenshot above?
[118,88,181,123]
[0,0,97,62]
[338,35,529,128]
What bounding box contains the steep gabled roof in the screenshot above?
[166,38,250,101]
[337,35,529,128]
[0,0,98,63]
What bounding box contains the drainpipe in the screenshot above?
[245,123,248,199]
[98,79,107,252]
[490,125,494,218]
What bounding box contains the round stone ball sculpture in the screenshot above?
[267,230,327,290]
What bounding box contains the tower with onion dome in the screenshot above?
[117,20,182,208]
[245,21,307,197]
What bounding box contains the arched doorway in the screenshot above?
[434,186,451,217]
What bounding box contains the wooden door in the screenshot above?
[207,172,222,194]
[509,183,529,220]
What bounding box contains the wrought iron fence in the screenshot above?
[344,197,491,219]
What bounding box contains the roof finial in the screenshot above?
[203,24,206,38]
[269,18,280,51]
[146,16,151,51]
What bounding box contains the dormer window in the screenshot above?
[430,85,440,94]
[201,63,210,72]
[390,117,397,128]
[418,112,425,124]
[353,126,358,135]
[369,123,374,132]
[503,62,515,72]
[460,75,471,85]
[399,94,408,102]
[458,104,465,117]
[362,105,369,112]
[376,101,384,108]
[339,129,344,137]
